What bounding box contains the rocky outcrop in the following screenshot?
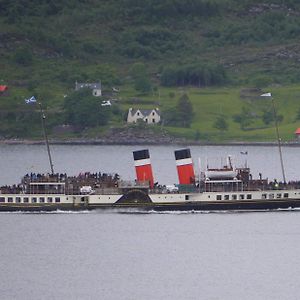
[101,126,184,144]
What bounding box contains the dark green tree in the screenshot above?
[296,107,300,120]
[164,93,194,127]
[214,116,228,132]
[176,93,194,127]
[233,107,254,130]
[262,109,284,125]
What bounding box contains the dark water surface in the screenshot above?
[1,145,300,299]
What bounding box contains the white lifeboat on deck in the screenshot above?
[205,155,237,180]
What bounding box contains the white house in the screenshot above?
[75,81,102,96]
[127,108,161,124]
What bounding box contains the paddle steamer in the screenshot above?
[1,148,300,212]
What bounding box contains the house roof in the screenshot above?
[295,128,300,134]
[130,108,160,117]
[75,82,101,90]
[0,85,8,92]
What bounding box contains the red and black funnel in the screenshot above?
[174,148,195,185]
[133,149,154,188]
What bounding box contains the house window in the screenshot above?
[224,195,229,200]
[232,195,237,200]
[185,195,189,200]
[246,194,252,200]
[262,194,267,199]
[47,197,53,203]
[284,193,289,198]
[269,194,274,199]
[239,194,244,200]
[0,197,5,203]
[152,118,155,123]
[39,197,45,203]
[23,197,29,203]
[55,197,60,203]
[31,197,37,203]
[145,118,148,122]
[8,197,13,203]
[137,112,140,116]
[152,112,155,116]
[216,195,222,200]
[16,197,21,203]
[276,194,282,199]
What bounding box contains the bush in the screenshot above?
[233,107,254,130]
[214,116,228,132]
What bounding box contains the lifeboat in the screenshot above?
[205,155,237,180]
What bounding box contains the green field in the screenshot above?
[118,85,300,142]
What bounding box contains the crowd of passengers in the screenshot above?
[22,173,67,183]
[67,172,120,190]
[21,172,120,184]
[2,174,300,194]
[0,184,23,194]
[268,180,300,190]
[0,172,121,194]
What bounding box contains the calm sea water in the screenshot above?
[1,144,300,300]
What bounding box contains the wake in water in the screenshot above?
[2,207,300,215]
[0,210,93,214]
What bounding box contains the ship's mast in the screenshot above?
[38,102,54,174]
[271,96,286,183]
[261,93,286,183]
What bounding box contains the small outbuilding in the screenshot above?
[75,81,102,97]
[0,85,8,96]
[295,128,300,141]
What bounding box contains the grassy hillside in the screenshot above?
[1,0,300,141]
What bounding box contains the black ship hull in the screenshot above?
[2,198,300,212]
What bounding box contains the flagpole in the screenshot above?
[261,93,286,183]
[38,102,54,175]
[270,96,286,183]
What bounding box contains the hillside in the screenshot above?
[1,0,300,142]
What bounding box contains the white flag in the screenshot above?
[25,96,37,104]
[260,92,272,97]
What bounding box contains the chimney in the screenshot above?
[174,148,195,185]
[133,149,154,188]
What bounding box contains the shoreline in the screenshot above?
[0,138,300,147]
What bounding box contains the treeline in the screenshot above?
[206,7,300,46]
[0,0,221,24]
[118,0,221,22]
[0,0,80,20]
[161,64,227,87]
